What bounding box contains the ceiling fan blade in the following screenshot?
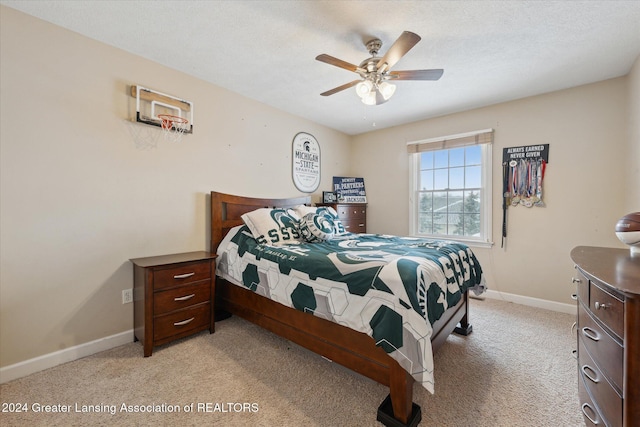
[387,69,444,81]
[376,31,421,73]
[316,54,360,73]
[320,80,360,96]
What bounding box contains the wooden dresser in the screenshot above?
[570,246,640,427]
[131,251,217,356]
[317,203,367,233]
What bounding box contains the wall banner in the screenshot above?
[502,144,549,164]
[292,132,321,193]
[333,177,367,203]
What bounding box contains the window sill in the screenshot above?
[411,235,494,249]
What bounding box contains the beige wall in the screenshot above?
[0,7,351,367]
[628,55,640,211]
[351,77,631,305]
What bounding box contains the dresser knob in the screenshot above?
[594,301,608,310]
[571,277,582,284]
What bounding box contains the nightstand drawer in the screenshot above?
[154,261,211,290]
[154,303,210,341]
[154,281,211,315]
[578,302,623,391]
[578,338,622,427]
[589,281,623,339]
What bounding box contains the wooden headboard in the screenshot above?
[210,191,312,253]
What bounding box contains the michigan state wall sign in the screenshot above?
[292,132,321,193]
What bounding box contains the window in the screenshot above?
[408,129,493,247]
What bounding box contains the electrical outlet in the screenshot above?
[122,289,133,304]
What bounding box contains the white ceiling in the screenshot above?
[3,1,640,135]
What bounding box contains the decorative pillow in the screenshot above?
[290,205,347,235]
[299,213,335,243]
[241,208,301,246]
[316,206,347,235]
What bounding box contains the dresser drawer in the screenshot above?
[335,205,366,220]
[154,281,211,315]
[578,302,623,391]
[578,370,605,427]
[573,268,589,305]
[578,337,622,427]
[342,219,366,233]
[590,281,624,339]
[154,303,210,341]
[154,261,211,290]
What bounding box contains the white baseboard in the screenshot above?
[481,289,577,315]
[0,329,134,384]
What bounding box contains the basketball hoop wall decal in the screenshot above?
[129,85,193,145]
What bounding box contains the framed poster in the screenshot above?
[292,132,321,193]
[333,177,367,203]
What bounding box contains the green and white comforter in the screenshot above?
[216,225,486,393]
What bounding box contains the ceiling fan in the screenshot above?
[316,31,443,105]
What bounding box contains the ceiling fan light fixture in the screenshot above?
[361,91,377,105]
[378,81,396,100]
[355,80,373,98]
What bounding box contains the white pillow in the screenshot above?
[299,213,335,242]
[241,208,301,246]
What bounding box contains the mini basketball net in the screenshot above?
[158,114,190,143]
[129,85,194,147]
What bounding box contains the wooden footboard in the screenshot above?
[210,191,472,426]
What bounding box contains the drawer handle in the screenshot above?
[572,277,582,284]
[581,364,600,384]
[581,403,600,425]
[571,293,577,300]
[582,327,600,342]
[174,272,195,280]
[594,302,608,310]
[572,349,577,360]
[174,294,196,301]
[173,317,195,326]
[571,322,577,334]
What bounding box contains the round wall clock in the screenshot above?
[292,132,321,193]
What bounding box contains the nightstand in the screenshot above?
[130,251,217,356]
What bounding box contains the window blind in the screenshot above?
[406,128,494,153]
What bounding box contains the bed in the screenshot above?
[210,191,485,426]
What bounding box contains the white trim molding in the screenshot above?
[480,289,576,315]
[0,330,134,384]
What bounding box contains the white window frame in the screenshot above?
[408,129,494,248]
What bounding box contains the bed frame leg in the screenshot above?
[376,363,422,427]
[454,292,473,336]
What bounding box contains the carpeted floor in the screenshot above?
[0,298,585,426]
